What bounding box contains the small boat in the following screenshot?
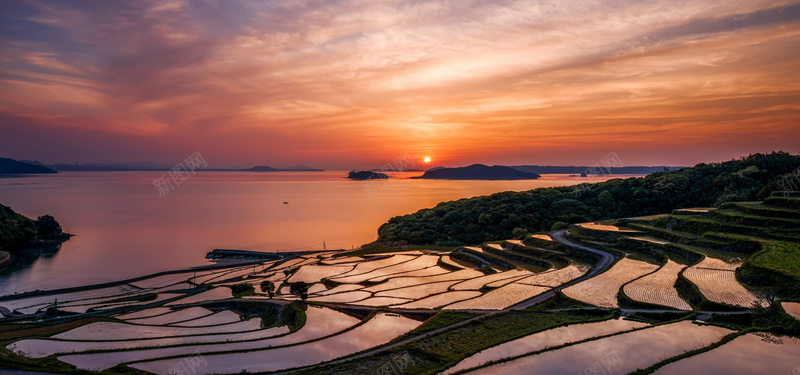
[283,202,289,204]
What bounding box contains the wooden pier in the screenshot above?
[205,248,340,260]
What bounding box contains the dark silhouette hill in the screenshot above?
[0,158,57,174]
[413,164,541,180]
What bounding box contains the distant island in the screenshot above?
[0,158,57,175]
[243,165,324,172]
[347,170,389,180]
[413,164,541,180]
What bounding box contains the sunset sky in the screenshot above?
[1,0,799,169]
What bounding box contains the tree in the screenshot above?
[512,227,528,239]
[36,215,62,239]
[230,283,254,297]
[0,204,37,248]
[260,280,275,298]
[289,282,309,300]
[597,190,616,211]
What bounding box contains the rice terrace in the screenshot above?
[1,1,800,374]
[2,155,800,374]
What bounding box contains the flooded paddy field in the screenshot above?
[468,321,733,374]
[3,196,800,375]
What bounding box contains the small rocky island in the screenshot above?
[0,204,70,268]
[347,170,389,180]
[413,164,541,180]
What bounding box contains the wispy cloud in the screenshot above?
[0,0,798,167]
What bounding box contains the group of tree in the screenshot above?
[376,152,800,246]
[0,204,65,249]
[260,280,309,300]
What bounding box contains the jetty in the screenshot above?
[206,248,341,260]
[206,249,284,260]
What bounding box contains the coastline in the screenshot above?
[0,250,12,268]
[0,171,634,297]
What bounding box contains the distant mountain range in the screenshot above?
[244,165,324,172]
[45,161,176,171]
[3,157,683,176]
[11,160,325,172]
[414,164,541,180]
[0,158,57,174]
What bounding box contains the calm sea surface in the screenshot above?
[0,171,625,296]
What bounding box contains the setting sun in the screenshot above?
[2,1,800,373]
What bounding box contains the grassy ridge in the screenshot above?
[739,241,800,298]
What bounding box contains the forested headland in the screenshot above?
[377,152,800,246]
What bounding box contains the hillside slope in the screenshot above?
[377,152,800,246]
[413,164,540,180]
[0,158,56,174]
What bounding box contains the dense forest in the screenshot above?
[0,204,64,249]
[377,152,800,246]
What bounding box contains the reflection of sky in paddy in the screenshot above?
[784,302,800,321]
[655,333,800,375]
[471,321,732,374]
[53,318,263,341]
[446,318,647,374]
[132,313,422,374]
[393,290,483,309]
[56,306,358,371]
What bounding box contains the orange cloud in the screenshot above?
[0,0,798,167]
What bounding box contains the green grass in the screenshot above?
[670,215,767,237]
[698,232,765,254]
[665,240,745,264]
[624,311,694,324]
[522,234,560,250]
[527,291,596,311]
[391,311,481,343]
[749,241,800,278]
[626,222,700,243]
[290,309,615,375]
[708,209,800,228]
[228,283,256,297]
[763,196,800,210]
[724,202,800,220]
